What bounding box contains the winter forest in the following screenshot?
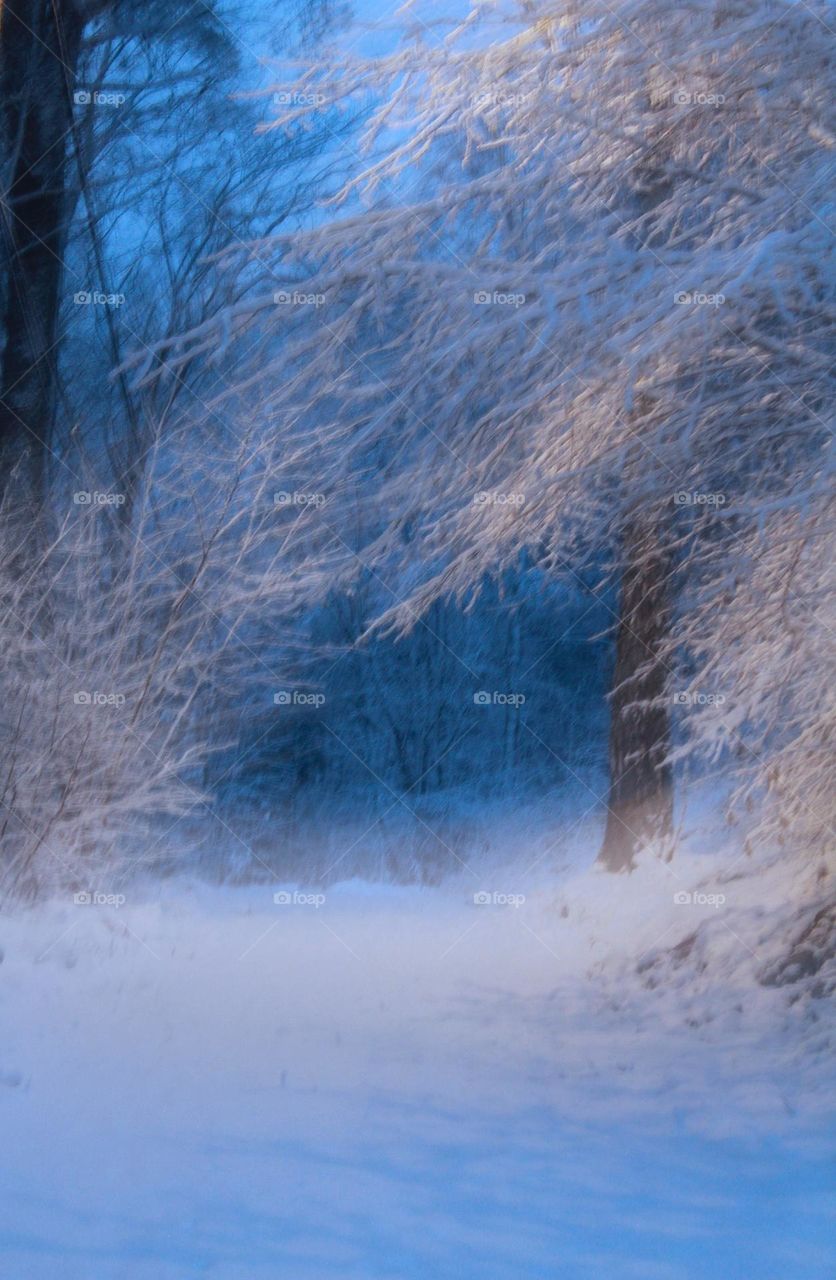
[0,0,834,1276]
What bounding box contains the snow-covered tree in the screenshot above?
[0,0,355,894]
[0,394,333,896]
[0,0,227,506]
[138,0,833,869]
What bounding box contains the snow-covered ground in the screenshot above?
[0,819,833,1279]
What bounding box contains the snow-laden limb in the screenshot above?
[141,0,835,861]
[669,500,836,861]
[0,402,342,898]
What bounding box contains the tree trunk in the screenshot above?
[598,516,673,871]
[0,0,84,503]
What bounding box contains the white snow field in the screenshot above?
[0,824,833,1279]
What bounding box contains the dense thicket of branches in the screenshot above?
[155,0,831,869]
[0,0,832,894]
[0,0,348,892]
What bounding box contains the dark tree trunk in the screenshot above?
[0,0,84,502]
[598,516,673,872]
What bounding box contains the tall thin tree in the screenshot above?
[0,0,88,502]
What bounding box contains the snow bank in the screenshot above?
[0,824,832,1278]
